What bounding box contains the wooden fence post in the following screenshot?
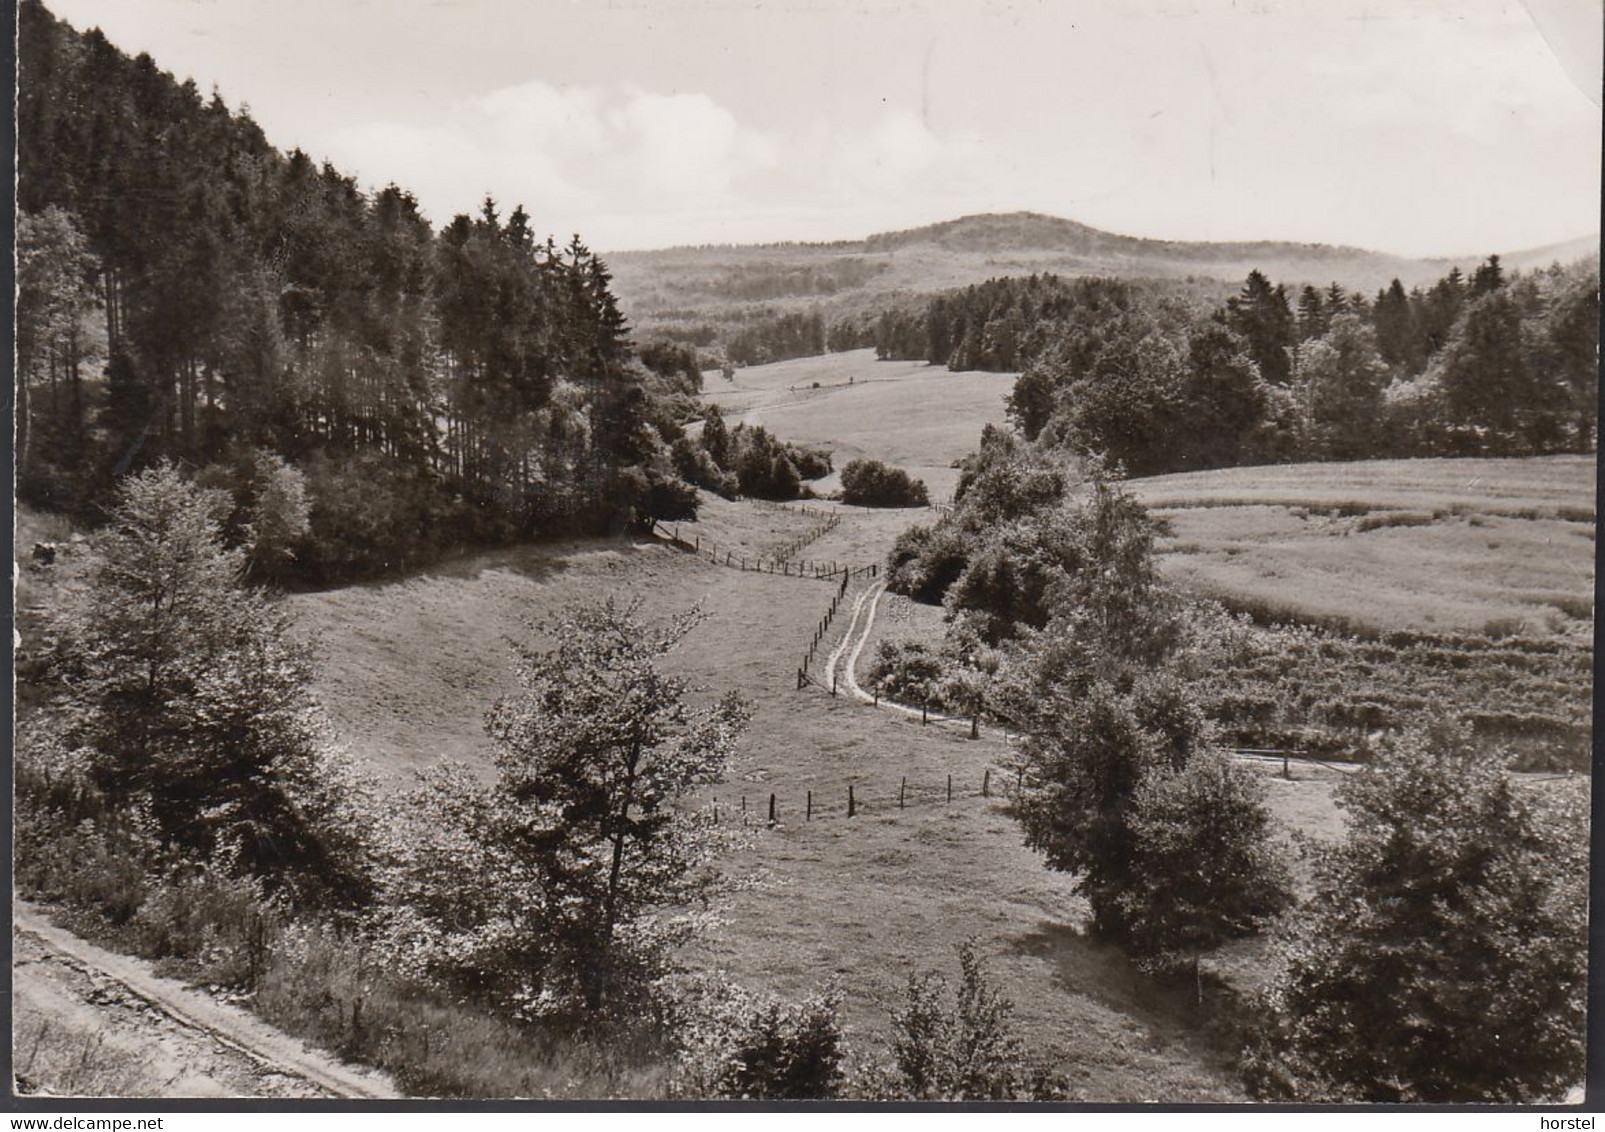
[741,795,746,813]
[971,711,979,740]
[831,674,838,696]
[922,700,929,725]
[797,668,805,691]
[899,777,906,809]
[848,784,855,818]
[946,774,952,804]
[807,790,812,822]
[769,793,776,824]
[1282,753,1291,780]
[983,769,991,798]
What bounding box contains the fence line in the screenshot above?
[651,519,878,584]
[797,571,855,688]
[706,766,1013,828]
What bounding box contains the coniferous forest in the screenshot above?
[15,0,699,585]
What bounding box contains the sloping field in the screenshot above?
[283,499,1343,1100]
[1127,456,1596,639]
[704,348,1015,501]
[1130,455,1595,518]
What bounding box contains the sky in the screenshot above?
[39,0,1604,256]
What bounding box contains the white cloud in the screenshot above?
[317,80,985,247]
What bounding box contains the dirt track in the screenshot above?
[12,903,399,1099]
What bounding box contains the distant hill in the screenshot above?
[606,211,1598,352]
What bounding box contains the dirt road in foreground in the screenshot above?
[12,903,399,1100]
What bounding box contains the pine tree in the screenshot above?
[1295,285,1327,341]
[1225,271,1295,385]
[16,206,103,480]
[56,463,369,903]
[1470,253,1505,296]
[1432,290,1546,450]
[1371,278,1419,371]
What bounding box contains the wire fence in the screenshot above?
[707,765,1017,827]
[797,571,861,688]
[652,518,875,583]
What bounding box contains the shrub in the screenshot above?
[840,458,929,507]
[129,857,277,990]
[865,640,956,710]
[672,985,847,1099]
[1355,510,1434,532]
[15,813,157,930]
[671,437,737,498]
[886,524,967,604]
[884,943,1059,1100]
[789,445,833,480]
[299,450,451,582]
[723,424,809,501]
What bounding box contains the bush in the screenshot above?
[129,858,277,989]
[299,450,456,582]
[671,437,737,498]
[839,458,929,507]
[886,524,967,604]
[672,985,847,1099]
[883,943,1060,1100]
[865,640,956,710]
[789,445,833,481]
[15,812,157,930]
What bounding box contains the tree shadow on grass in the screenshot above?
[1009,920,1253,1079]
[317,533,671,592]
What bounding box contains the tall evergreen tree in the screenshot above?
[1224,271,1295,385]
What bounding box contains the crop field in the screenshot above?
[1126,456,1595,640]
[704,348,1016,501]
[279,497,1358,1101]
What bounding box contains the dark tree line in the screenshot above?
[725,310,827,366]
[671,408,830,501]
[875,273,1125,372]
[17,0,694,582]
[871,261,1597,475]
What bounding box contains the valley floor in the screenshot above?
[287,493,1348,1101]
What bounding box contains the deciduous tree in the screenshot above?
[1251,722,1587,1102]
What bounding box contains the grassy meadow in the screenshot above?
[275,495,1359,1101]
[1127,456,1595,639]
[704,348,1016,501]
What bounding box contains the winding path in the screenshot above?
[823,580,1018,743]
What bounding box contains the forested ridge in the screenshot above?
[16,0,698,583]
